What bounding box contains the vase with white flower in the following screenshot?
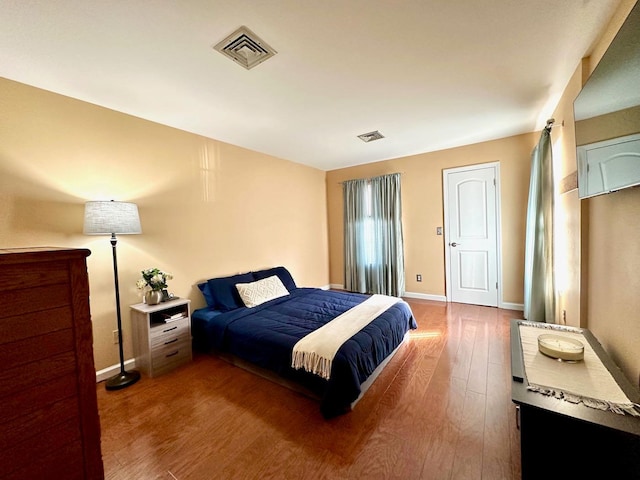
[137,268,173,305]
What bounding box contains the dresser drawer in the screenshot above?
[149,317,190,347]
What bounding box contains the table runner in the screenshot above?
[519,322,639,416]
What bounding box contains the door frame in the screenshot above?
[443,161,503,307]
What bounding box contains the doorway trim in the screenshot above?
[443,161,503,308]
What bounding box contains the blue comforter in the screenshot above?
[192,288,417,418]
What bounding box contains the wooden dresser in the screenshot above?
[511,319,640,479]
[0,247,104,480]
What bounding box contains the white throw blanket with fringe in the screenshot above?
[291,294,400,380]
[519,322,640,416]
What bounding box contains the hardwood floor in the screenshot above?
[97,299,523,479]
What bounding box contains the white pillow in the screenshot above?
[236,275,289,308]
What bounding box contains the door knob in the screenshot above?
[450,242,460,247]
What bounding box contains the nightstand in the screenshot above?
[130,298,192,377]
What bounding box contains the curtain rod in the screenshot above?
[545,118,564,129]
[338,172,404,185]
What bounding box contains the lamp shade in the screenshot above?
[83,200,142,235]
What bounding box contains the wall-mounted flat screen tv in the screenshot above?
[574,1,640,199]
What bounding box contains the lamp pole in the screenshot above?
[105,232,141,390]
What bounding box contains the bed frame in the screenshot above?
[216,332,410,409]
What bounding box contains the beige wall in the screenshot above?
[584,0,640,387]
[0,78,329,372]
[576,105,640,146]
[551,0,640,387]
[326,132,537,306]
[2,0,639,391]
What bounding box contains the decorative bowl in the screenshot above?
[538,334,584,361]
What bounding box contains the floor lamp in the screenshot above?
[84,200,142,390]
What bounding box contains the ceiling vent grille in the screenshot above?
[213,26,277,70]
[357,130,385,143]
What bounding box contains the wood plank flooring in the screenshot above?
[97,299,523,479]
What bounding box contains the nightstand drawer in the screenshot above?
[151,339,191,372]
[150,317,190,347]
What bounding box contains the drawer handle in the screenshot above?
[164,338,178,345]
[166,351,179,358]
[515,405,520,430]
[163,326,178,333]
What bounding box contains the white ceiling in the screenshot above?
[0,0,622,171]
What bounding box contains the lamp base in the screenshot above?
[105,370,141,390]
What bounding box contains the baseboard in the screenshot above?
[327,285,521,311]
[96,358,137,383]
[403,291,447,302]
[329,285,447,302]
[500,301,524,312]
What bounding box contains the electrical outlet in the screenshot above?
[112,330,119,344]
[436,227,442,235]
[416,274,422,282]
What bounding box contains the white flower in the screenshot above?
[137,267,173,292]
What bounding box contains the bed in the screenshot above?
[191,266,417,418]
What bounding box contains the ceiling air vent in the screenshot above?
[357,130,385,143]
[213,26,277,70]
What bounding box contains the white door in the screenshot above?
[577,133,640,198]
[443,163,500,307]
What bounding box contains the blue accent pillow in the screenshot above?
[252,266,297,291]
[206,272,254,311]
[197,282,216,308]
